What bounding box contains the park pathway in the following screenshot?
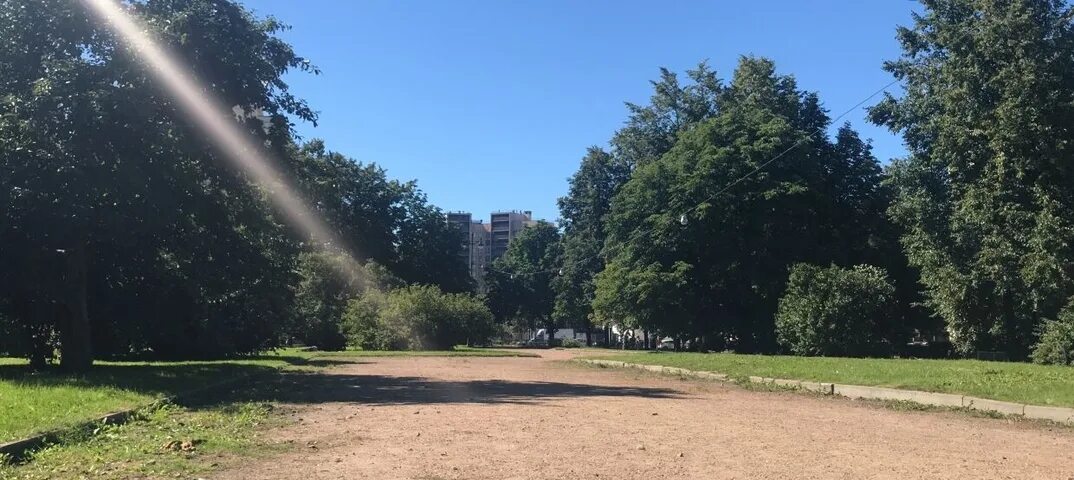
[217,350,1074,479]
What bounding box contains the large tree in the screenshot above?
[596,57,892,352]
[291,140,472,294]
[611,63,724,169]
[870,0,1074,357]
[554,64,723,345]
[486,222,562,339]
[553,147,630,345]
[0,0,316,368]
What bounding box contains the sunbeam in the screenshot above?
[80,0,362,277]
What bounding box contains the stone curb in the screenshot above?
[0,370,273,464]
[576,359,1074,425]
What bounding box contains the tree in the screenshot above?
[391,183,474,294]
[611,63,724,169]
[343,285,494,350]
[596,57,893,352]
[557,63,725,346]
[870,0,1074,357]
[486,222,562,339]
[291,251,368,351]
[0,0,316,368]
[1031,298,1074,365]
[291,141,472,294]
[776,264,897,357]
[553,147,631,345]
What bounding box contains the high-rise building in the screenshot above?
[490,210,536,260]
[447,210,536,291]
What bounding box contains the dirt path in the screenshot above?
[217,350,1074,479]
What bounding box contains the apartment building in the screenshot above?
[447,210,535,291]
[489,210,536,260]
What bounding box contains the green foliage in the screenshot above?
[290,252,369,350]
[486,222,562,334]
[291,141,472,294]
[343,285,495,351]
[1031,299,1074,366]
[0,0,469,365]
[610,62,724,169]
[341,291,403,350]
[553,148,631,340]
[871,0,1074,357]
[559,338,583,348]
[775,264,896,357]
[596,57,894,352]
[0,0,314,363]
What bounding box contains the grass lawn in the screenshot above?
[309,346,539,358]
[589,352,1074,408]
[0,346,526,445]
[0,355,315,445]
[0,345,530,476]
[0,400,287,479]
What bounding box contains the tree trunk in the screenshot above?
[643,330,650,350]
[27,318,49,370]
[24,300,50,370]
[59,245,93,372]
[585,329,592,347]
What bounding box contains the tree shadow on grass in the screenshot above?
[242,355,360,368]
[202,370,685,407]
[0,355,357,400]
[0,355,679,409]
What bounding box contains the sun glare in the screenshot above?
[80,0,361,275]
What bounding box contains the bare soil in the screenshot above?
[217,349,1074,480]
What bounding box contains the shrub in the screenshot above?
[342,285,495,350]
[775,264,896,357]
[560,338,583,348]
[1031,300,1074,365]
[342,291,405,350]
[290,251,366,351]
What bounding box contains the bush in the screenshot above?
[343,285,495,350]
[1031,300,1074,365]
[341,291,403,350]
[775,264,896,357]
[560,338,583,348]
[290,251,367,351]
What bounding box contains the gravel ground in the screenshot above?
[216,349,1074,480]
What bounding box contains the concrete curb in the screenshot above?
[576,359,1074,425]
[0,370,273,464]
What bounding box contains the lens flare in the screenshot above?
[81,0,362,276]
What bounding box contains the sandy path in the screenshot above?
[217,350,1074,480]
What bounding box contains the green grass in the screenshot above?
[308,346,539,358]
[0,346,526,444]
[0,345,529,477]
[0,402,288,479]
[589,351,1074,407]
[0,354,321,444]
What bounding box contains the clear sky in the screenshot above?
[246,1,917,222]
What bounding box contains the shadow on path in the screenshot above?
[213,371,684,407]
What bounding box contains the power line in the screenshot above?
[491,78,900,279]
[681,78,899,218]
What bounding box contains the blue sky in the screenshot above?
[247,1,917,222]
